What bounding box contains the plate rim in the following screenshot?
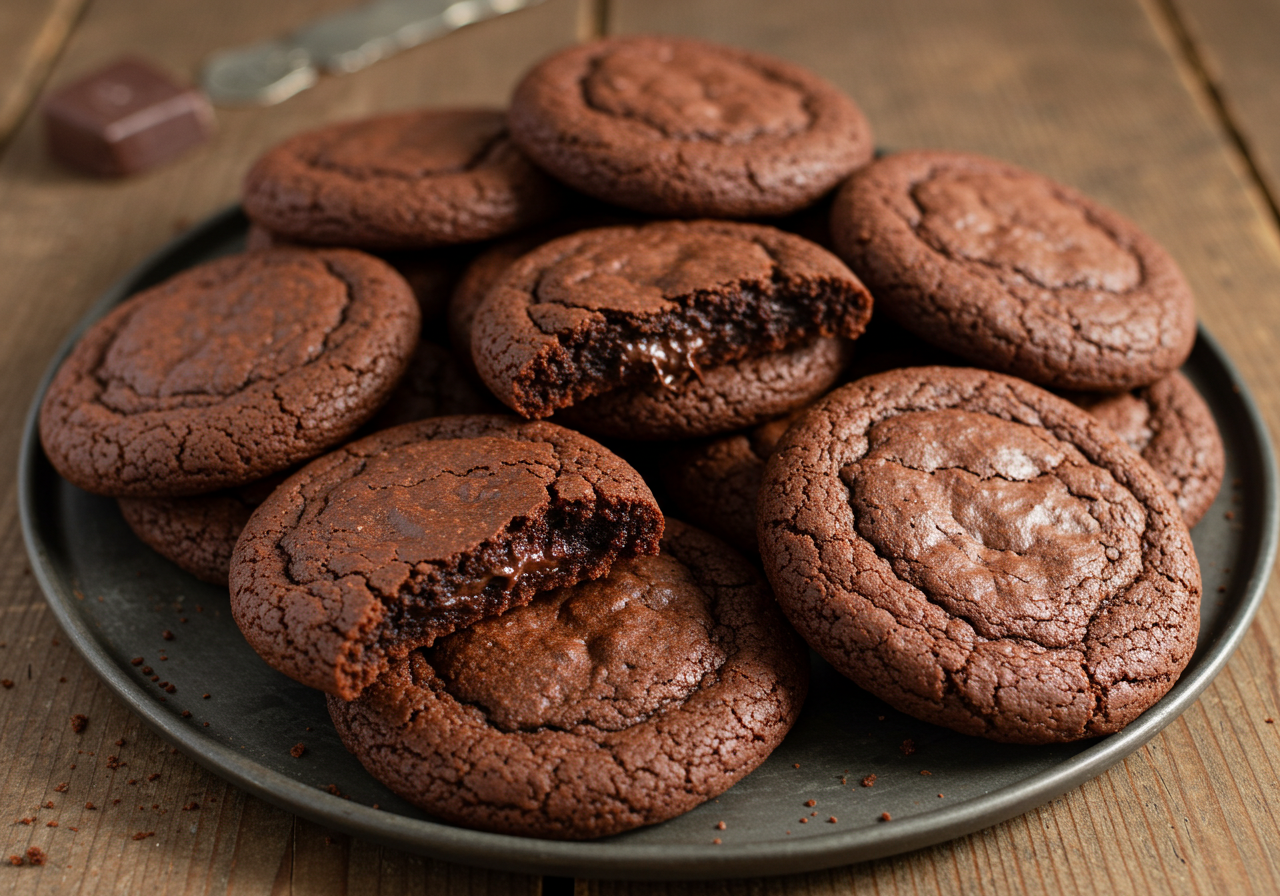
[18,205,1280,880]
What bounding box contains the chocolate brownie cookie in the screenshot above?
[758,366,1201,744]
[509,35,873,218]
[118,474,286,586]
[447,215,637,375]
[327,520,808,839]
[1068,371,1224,526]
[243,109,565,250]
[471,221,872,432]
[831,151,1197,391]
[230,416,664,699]
[556,337,851,441]
[40,248,420,497]
[660,413,800,555]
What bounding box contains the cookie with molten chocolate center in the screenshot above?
[230,416,664,700]
[509,35,874,217]
[470,220,871,435]
[39,248,420,497]
[327,520,808,839]
[831,151,1197,391]
[757,367,1201,744]
[1068,371,1224,527]
[243,109,565,250]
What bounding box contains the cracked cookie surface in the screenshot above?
[831,151,1197,391]
[327,520,808,839]
[1068,371,1224,527]
[243,109,565,249]
[509,35,874,217]
[230,416,663,699]
[39,248,420,497]
[471,220,870,434]
[757,366,1200,744]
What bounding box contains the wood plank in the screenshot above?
[1165,0,1280,220]
[0,0,581,892]
[0,0,88,147]
[592,0,1280,893]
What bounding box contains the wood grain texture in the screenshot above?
[0,0,88,147]
[1168,0,1280,219]
[0,0,580,892]
[595,0,1280,893]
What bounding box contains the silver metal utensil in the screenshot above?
[201,0,545,105]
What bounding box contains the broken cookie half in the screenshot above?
[230,415,664,699]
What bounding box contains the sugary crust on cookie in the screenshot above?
[243,109,565,249]
[831,151,1197,391]
[757,366,1201,743]
[471,220,871,421]
[39,248,420,497]
[509,35,873,217]
[230,416,663,699]
[326,520,808,839]
[1069,371,1224,526]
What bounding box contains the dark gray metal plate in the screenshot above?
[19,207,1279,880]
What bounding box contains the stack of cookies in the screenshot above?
[38,33,1219,838]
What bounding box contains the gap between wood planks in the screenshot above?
[1146,0,1280,234]
[0,0,91,155]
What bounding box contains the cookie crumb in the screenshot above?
[880,812,891,822]
[115,739,126,747]
[202,722,209,727]
[181,802,199,811]
[715,820,725,830]
[861,774,876,787]
[938,793,944,798]
[202,694,210,700]
[106,756,125,770]
[181,710,191,718]
[799,817,808,823]
[920,769,933,776]
[44,801,54,809]
[147,773,161,782]
[70,714,88,733]
[164,684,176,694]
[131,831,154,841]
[290,743,306,759]
[1225,511,1235,520]
[805,799,815,807]
[54,782,68,793]
[26,846,46,865]
[46,821,58,828]
[131,657,144,666]
[900,739,916,757]
[8,856,22,866]
[58,676,67,683]
[1,679,12,689]
[877,715,885,721]
[828,816,838,824]
[712,838,722,845]
[141,666,153,675]
[326,784,342,797]
[792,763,800,769]
[16,817,33,825]
[1266,718,1274,724]
[162,630,174,641]
[85,803,95,810]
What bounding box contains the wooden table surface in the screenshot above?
[3,0,1280,893]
